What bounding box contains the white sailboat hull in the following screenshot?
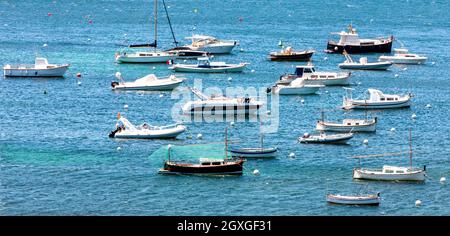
[353,168,426,181]
[228,148,277,158]
[344,99,411,109]
[316,121,376,132]
[3,65,69,77]
[299,133,353,144]
[326,194,380,205]
[339,61,392,70]
[116,54,176,63]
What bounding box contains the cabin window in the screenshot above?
[396,171,404,174]
[381,98,385,101]
[385,170,394,173]
[395,98,398,101]
[387,98,394,101]
[201,162,210,166]
[347,123,351,125]
[212,162,221,165]
[355,123,359,125]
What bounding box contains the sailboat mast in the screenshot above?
[409,128,412,169]
[260,121,264,150]
[154,0,158,52]
[224,126,228,160]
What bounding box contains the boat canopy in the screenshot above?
[294,65,315,76]
[394,48,409,54]
[35,58,50,68]
[118,117,138,130]
[367,89,385,101]
[135,74,158,83]
[186,34,216,41]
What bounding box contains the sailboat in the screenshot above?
[352,129,426,182]
[158,127,245,175]
[115,0,205,63]
[228,122,278,158]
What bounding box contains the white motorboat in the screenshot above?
[169,57,248,73]
[339,52,392,70]
[109,114,186,139]
[316,117,377,132]
[271,77,324,95]
[182,87,263,115]
[342,88,412,110]
[378,48,427,64]
[185,35,238,54]
[3,58,69,77]
[352,129,426,182]
[299,132,353,144]
[111,72,184,91]
[228,122,278,158]
[279,63,351,86]
[326,193,380,205]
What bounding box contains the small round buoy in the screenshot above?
[411,114,417,119]
[363,139,369,145]
[390,127,396,132]
[87,38,91,41]
[159,94,164,98]
[251,69,255,73]
[394,74,399,78]
[426,104,432,108]
[325,90,329,94]
[43,43,48,48]
[253,169,260,176]
[440,177,446,183]
[289,152,295,158]
[77,81,82,86]
[402,67,408,71]
[117,147,121,151]
[193,27,196,30]
[431,62,435,65]
[230,121,235,127]
[47,12,53,17]
[44,90,48,94]
[152,66,156,70]
[324,57,328,61]
[240,48,244,52]
[266,110,271,115]
[183,59,187,62]
[76,72,82,78]
[357,82,362,86]
[197,133,203,139]
[334,47,338,51]
[415,200,422,206]
[227,77,232,82]
[300,99,305,104]
[124,104,129,109]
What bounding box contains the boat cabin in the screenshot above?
[367,89,400,102]
[197,57,211,67]
[35,58,51,68]
[382,165,412,174]
[394,48,409,55]
[199,158,226,166]
[294,65,315,77]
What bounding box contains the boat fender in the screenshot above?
[111,81,119,88]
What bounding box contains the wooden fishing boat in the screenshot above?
[326,24,393,54]
[326,193,380,205]
[3,58,69,77]
[342,88,412,110]
[299,132,353,144]
[278,63,351,86]
[268,47,314,61]
[158,127,245,175]
[316,110,377,133]
[228,122,278,158]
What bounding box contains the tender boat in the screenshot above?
[182,87,263,115]
[3,58,69,77]
[228,122,278,158]
[342,88,412,110]
[278,63,351,86]
[339,52,392,70]
[326,24,393,54]
[268,46,314,61]
[111,72,184,91]
[109,114,186,139]
[115,0,179,63]
[158,127,245,175]
[271,77,324,95]
[378,48,427,64]
[352,129,426,182]
[326,193,381,206]
[184,35,238,54]
[169,57,248,73]
[299,132,353,144]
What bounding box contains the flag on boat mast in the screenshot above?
[167,59,173,65]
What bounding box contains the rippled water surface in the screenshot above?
[0,0,449,215]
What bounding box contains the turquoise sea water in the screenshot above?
[1,0,449,215]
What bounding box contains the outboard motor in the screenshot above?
[108,127,121,138]
[111,81,119,88]
[266,87,272,93]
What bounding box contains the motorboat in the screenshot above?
[316,118,377,132]
[342,88,412,110]
[228,122,278,158]
[352,129,426,182]
[164,46,209,59]
[182,87,263,115]
[299,132,353,144]
[268,46,314,61]
[158,127,245,175]
[109,114,186,139]
[3,57,69,77]
[326,24,393,54]
[278,63,351,86]
[326,193,380,206]
[271,77,324,95]
[184,35,238,54]
[111,72,184,91]
[339,52,392,70]
[378,48,427,64]
[169,57,248,73]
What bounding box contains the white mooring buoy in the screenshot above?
[253,169,260,176]
[411,114,417,119]
[289,152,295,158]
[440,177,446,183]
[363,139,369,145]
[426,104,432,109]
[415,200,422,207]
[197,133,203,139]
[124,104,129,109]
[390,127,396,132]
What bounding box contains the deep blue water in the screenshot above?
[1,0,449,215]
